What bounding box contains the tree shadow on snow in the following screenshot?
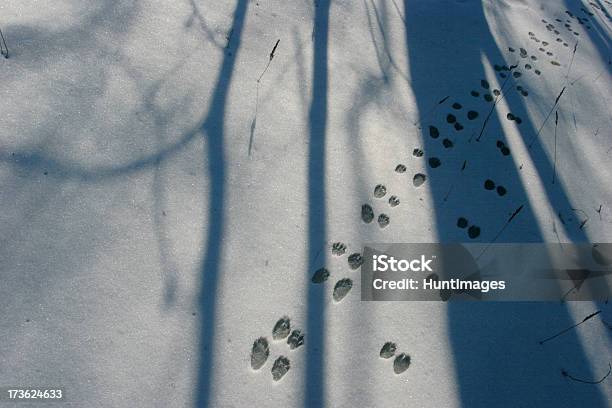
[304,1,331,407]
[403,0,608,406]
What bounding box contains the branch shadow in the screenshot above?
[194,0,249,406]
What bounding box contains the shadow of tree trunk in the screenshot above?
[305,1,330,407]
[196,1,249,406]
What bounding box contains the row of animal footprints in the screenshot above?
[250,317,304,381]
[263,5,585,387]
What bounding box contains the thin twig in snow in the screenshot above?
[538,310,601,344]
[413,95,449,128]
[552,111,558,184]
[0,25,9,58]
[475,63,517,142]
[527,87,566,149]
[443,160,467,202]
[562,363,611,384]
[476,204,524,261]
[565,42,579,79]
[249,39,281,156]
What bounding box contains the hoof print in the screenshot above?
[348,253,364,270]
[271,356,290,381]
[251,337,270,370]
[287,330,304,350]
[413,173,427,187]
[393,353,411,375]
[361,204,374,223]
[272,317,291,340]
[380,342,397,359]
[333,278,353,302]
[374,184,387,198]
[311,267,330,284]
[378,213,390,228]
[332,242,347,256]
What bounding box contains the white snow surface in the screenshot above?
[0,0,611,407]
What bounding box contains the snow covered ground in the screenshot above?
[0,0,610,406]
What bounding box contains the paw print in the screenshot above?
[309,244,354,303]
[379,342,411,375]
[361,183,400,229]
[250,316,304,382]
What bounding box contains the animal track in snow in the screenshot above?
[273,316,291,340]
[311,267,330,283]
[362,204,374,223]
[468,225,481,239]
[496,140,511,156]
[251,337,270,370]
[333,278,353,302]
[388,195,400,207]
[379,342,411,375]
[395,164,407,173]
[374,184,387,198]
[467,110,479,120]
[380,342,397,358]
[251,317,304,381]
[506,112,523,124]
[287,330,304,350]
[457,219,478,238]
[428,157,442,168]
[332,242,347,256]
[272,356,290,381]
[348,253,364,270]
[457,217,469,229]
[413,173,427,187]
[428,126,440,139]
[516,85,529,97]
[378,213,390,228]
[483,179,507,196]
[393,353,411,375]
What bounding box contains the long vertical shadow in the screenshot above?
[196,1,249,406]
[305,0,330,406]
[403,0,607,406]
